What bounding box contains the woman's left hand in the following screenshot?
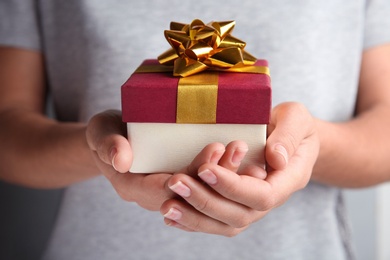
[160,102,320,236]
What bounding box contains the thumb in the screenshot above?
[266,102,315,170]
[86,110,133,173]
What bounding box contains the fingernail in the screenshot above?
[231,147,248,166]
[164,208,182,221]
[275,144,288,165]
[169,181,191,197]
[210,149,225,164]
[198,169,218,185]
[110,148,118,171]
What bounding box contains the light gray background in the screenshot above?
[345,188,377,260]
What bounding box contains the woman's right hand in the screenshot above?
[85,109,228,211]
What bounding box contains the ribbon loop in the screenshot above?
[158,19,257,77]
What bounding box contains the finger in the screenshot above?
[266,102,316,170]
[265,131,319,195]
[181,142,225,176]
[163,218,195,233]
[165,173,268,228]
[86,110,132,173]
[161,197,247,237]
[196,134,318,212]
[197,164,274,211]
[111,172,173,211]
[94,151,174,211]
[217,140,248,173]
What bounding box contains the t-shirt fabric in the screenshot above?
[1,0,390,259]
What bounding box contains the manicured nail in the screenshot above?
[164,208,182,221]
[231,147,248,166]
[198,169,218,185]
[169,181,191,197]
[110,148,118,171]
[274,144,288,166]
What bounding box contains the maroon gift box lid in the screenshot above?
[121,59,271,124]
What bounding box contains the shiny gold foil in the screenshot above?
[158,19,257,77]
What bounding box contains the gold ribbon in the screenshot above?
[158,19,257,77]
[177,72,218,123]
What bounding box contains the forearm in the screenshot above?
[0,108,100,188]
[312,103,390,188]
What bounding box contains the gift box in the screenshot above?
[121,59,271,173]
[121,19,271,173]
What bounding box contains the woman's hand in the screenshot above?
[160,102,320,236]
[85,110,227,211]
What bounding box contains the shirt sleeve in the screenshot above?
[364,0,390,49]
[0,0,42,51]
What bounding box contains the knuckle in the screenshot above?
[115,187,132,202]
[284,102,307,116]
[193,197,211,212]
[255,193,277,211]
[222,180,240,195]
[231,214,252,228]
[297,175,311,191]
[282,131,299,155]
[297,178,308,190]
[224,228,241,238]
[191,218,203,232]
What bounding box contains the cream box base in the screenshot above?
[127,123,267,173]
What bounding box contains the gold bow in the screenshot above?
[158,19,257,77]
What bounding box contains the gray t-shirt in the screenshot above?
[1,0,390,259]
